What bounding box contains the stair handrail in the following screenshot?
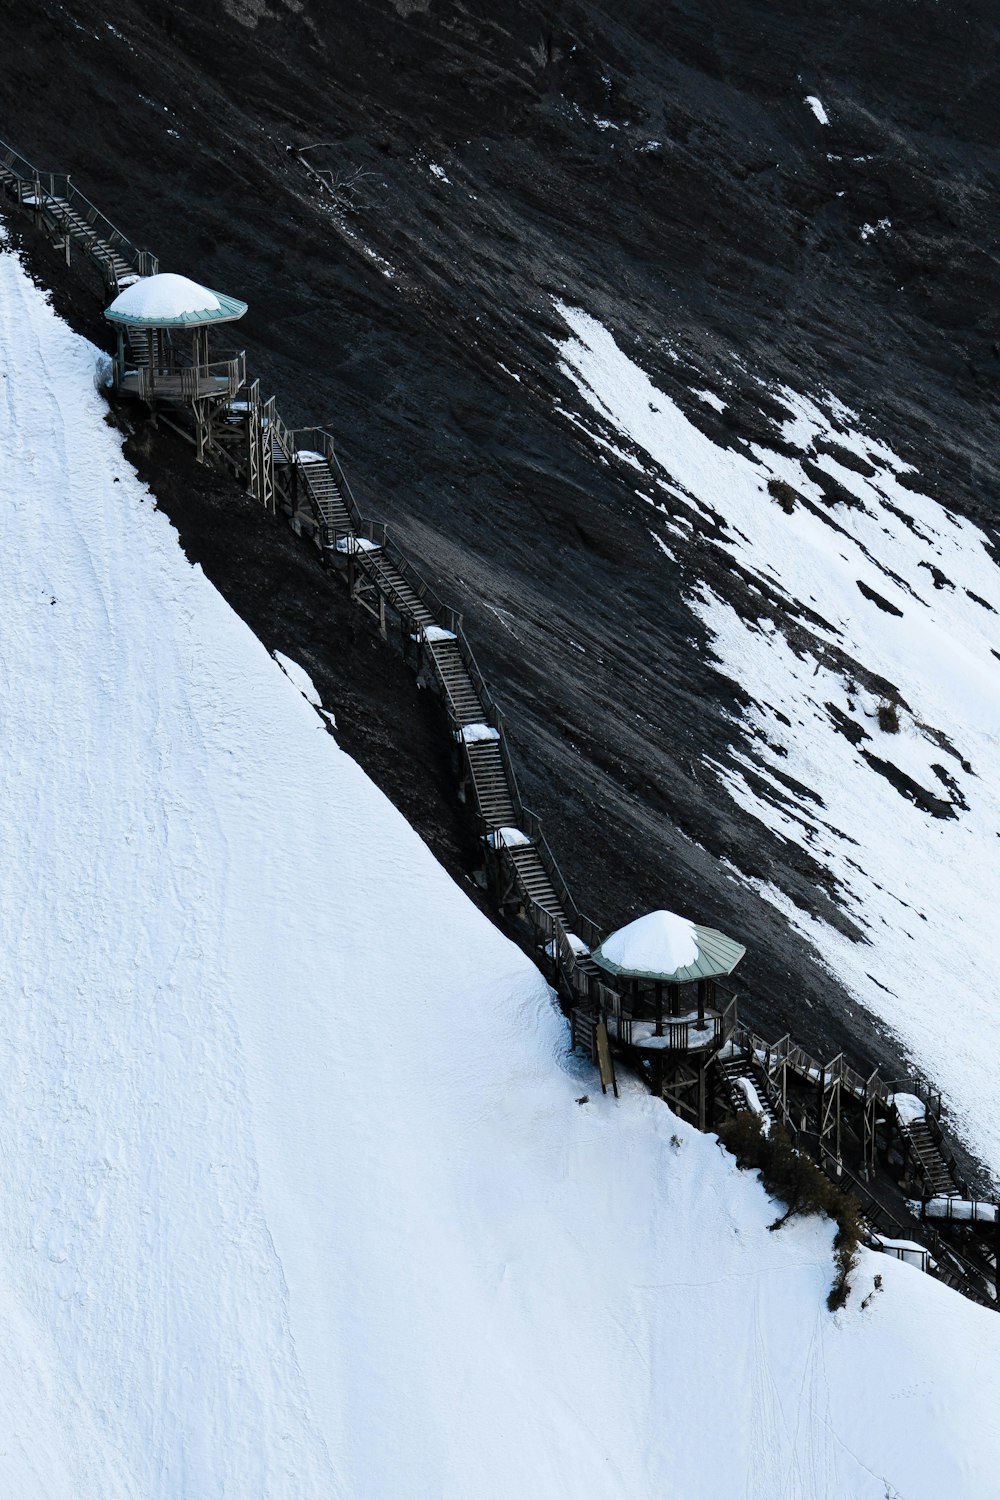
[459,740,513,834]
[0,137,156,276]
[270,404,297,468]
[516,806,579,928]
[176,352,246,401]
[0,136,40,186]
[922,1110,971,1198]
[382,528,460,633]
[482,713,523,820]
[520,893,559,947]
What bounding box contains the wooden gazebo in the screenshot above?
[592,909,745,1126]
[105,272,248,461]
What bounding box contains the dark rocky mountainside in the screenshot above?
[2,1,998,1093]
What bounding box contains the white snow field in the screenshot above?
[553,304,1000,1181]
[2,240,1000,1499]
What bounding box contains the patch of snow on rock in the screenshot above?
[693,387,727,411]
[551,301,1000,1178]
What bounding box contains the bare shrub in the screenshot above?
[877,698,900,733]
[719,1114,862,1310]
[767,478,797,514]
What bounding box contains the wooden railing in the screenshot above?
[922,1197,998,1226]
[0,136,157,281]
[608,998,737,1053]
[736,1021,894,1111]
[118,352,246,403]
[0,139,33,175]
[179,354,246,399]
[920,1110,971,1199]
[269,402,294,463]
[517,807,578,922]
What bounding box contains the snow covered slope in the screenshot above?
[553,305,1000,1180]
[2,235,1000,1498]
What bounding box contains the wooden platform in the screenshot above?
[117,370,240,400]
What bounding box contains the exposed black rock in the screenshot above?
[3,0,997,1097]
[856,579,905,615]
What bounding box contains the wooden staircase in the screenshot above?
[896,1111,955,1198]
[7,135,989,1308]
[32,193,143,292]
[295,454,352,544]
[359,551,436,629]
[504,840,568,925]
[125,327,150,365]
[463,738,517,827]
[424,636,483,723]
[718,1052,777,1131]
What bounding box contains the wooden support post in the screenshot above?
[247,381,261,500]
[780,1051,789,1119]
[861,1073,880,1179]
[261,397,275,512]
[595,1022,617,1098]
[818,1057,842,1170]
[194,398,207,464]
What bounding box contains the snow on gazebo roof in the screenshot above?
[104,273,248,329]
[591,909,746,983]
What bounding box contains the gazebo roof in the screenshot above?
[105,273,247,329]
[591,909,746,984]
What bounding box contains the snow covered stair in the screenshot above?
[718,1051,778,1131]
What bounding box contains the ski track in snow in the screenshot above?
[2,235,1000,1496]
[551,303,1000,1180]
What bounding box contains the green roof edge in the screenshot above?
[591,923,746,984]
[104,290,248,328]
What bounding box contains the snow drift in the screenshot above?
[2,233,999,1498]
